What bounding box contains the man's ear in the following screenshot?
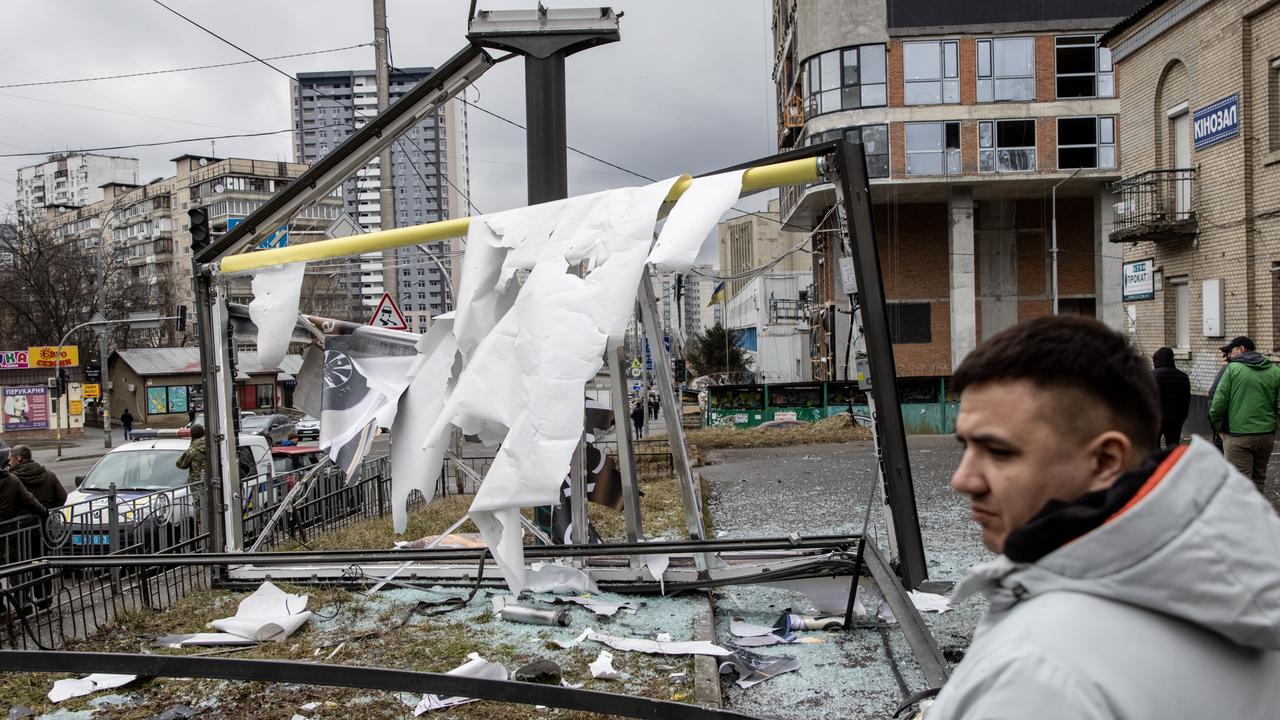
[1087,430,1132,491]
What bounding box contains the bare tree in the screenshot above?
[0,212,157,350]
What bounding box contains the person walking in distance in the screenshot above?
[630,400,646,438]
[8,445,65,509]
[1151,347,1189,449]
[120,408,134,441]
[1209,336,1280,494]
[927,316,1280,719]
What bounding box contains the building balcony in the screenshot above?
[1110,168,1197,243]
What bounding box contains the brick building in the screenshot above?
[773,0,1145,384]
[1102,0,1280,429]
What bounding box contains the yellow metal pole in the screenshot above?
[218,156,821,276]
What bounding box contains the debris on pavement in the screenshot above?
[413,653,508,715]
[539,594,638,617]
[513,658,562,685]
[524,562,600,594]
[555,627,732,657]
[500,602,570,626]
[148,704,196,720]
[210,581,312,641]
[908,590,953,614]
[47,673,137,703]
[151,632,258,648]
[589,650,622,680]
[718,649,801,689]
[643,554,671,594]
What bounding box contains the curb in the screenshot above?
[691,591,723,709]
[52,453,106,463]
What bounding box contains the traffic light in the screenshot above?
[176,304,188,333]
[188,207,210,252]
[57,368,68,397]
[673,358,687,383]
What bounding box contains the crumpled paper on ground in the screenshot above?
[643,554,670,595]
[718,649,800,689]
[646,170,745,273]
[555,627,732,657]
[524,562,600,595]
[413,653,508,715]
[589,650,621,680]
[248,262,307,369]
[48,673,136,703]
[151,632,257,648]
[210,581,311,641]
[909,590,952,613]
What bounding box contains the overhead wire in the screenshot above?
[0,44,374,89]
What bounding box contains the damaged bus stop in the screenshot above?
[0,10,953,718]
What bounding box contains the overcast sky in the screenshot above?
[0,0,779,265]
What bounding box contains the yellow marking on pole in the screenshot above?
[218,157,822,275]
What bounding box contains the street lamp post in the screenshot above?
[1051,167,1083,315]
[55,312,178,458]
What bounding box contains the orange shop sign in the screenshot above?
[27,346,79,368]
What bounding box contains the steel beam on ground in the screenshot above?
[0,652,759,720]
[863,539,950,689]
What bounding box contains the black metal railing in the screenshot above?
[1111,168,1197,239]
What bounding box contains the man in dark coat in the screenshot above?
[0,468,46,524]
[1151,347,1190,449]
[8,444,66,509]
[121,408,134,440]
[630,400,646,438]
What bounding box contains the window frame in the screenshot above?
[1271,58,1280,152]
[902,40,960,106]
[1056,116,1116,170]
[976,36,1037,103]
[1054,35,1115,99]
[803,124,890,178]
[978,118,1038,172]
[905,121,962,176]
[802,44,888,117]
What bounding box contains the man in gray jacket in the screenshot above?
[927,315,1280,719]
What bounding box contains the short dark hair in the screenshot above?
[953,315,1158,451]
[11,444,31,462]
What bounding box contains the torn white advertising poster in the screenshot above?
[646,170,745,273]
[151,632,258,648]
[389,316,457,533]
[210,581,312,641]
[718,649,801,689]
[524,562,600,595]
[554,628,732,657]
[909,590,953,614]
[589,650,621,680]
[248,261,307,369]
[538,594,637,618]
[643,554,670,595]
[729,619,791,647]
[433,178,679,591]
[319,330,418,484]
[48,673,136,703]
[413,653,508,715]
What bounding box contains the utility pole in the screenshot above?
[373,0,398,306]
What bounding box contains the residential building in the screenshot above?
[40,155,349,344]
[718,198,808,301]
[773,0,1145,383]
[724,272,811,383]
[291,67,470,327]
[14,153,138,216]
[650,268,709,345]
[1101,0,1280,430]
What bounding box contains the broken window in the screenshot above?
[1057,116,1116,169]
[903,40,959,105]
[804,44,887,115]
[905,121,961,175]
[1055,35,1114,99]
[979,119,1036,172]
[804,124,889,178]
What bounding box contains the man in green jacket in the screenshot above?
[1209,336,1280,492]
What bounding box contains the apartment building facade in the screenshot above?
[718,198,809,301]
[15,153,138,216]
[773,0,1144,384]
[1102,0,1280,428]
[39,155,347,344]
[292,67,470,331]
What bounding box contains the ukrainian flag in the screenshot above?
[707,281,726,307]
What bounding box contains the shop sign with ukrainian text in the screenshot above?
[1123,259,1155,302]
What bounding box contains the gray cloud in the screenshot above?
[0,0,779,266]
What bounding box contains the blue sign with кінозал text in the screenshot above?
[1193,94,1239,151]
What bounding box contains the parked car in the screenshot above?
[57,435,275,552]
[295,415,320,441]
[241,413,296,444]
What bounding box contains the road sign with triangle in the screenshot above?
[368,292,408,331]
